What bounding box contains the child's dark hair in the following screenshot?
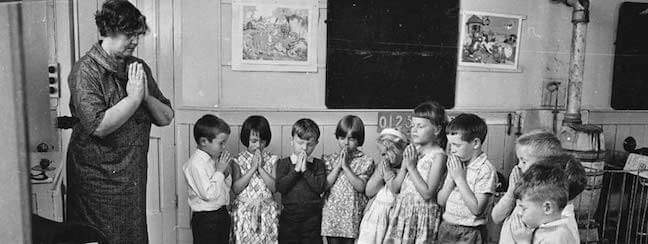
[292,118,320,141]
[535,154,587,201]
[240,115,272,147]
[95,0,149,37]
[335,115,365,146]
[446,113,488,144]
[514,163,569,210]
[413,101,448,148]
[193,114,230,144]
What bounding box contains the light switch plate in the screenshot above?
[48,63,60,98]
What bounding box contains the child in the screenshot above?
[492,130,584,243]
[357,128,408,244]
[510,163,578,243]
[492,130,563,225]
[553,154,587,229]
[231,115,279,243]
[437,113,497,244]
[500,154,586,243]
[322,115,375,244]
[182,114,233,244]
[276,118,327,244]
[383,101,448,243]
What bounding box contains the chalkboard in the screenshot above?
[325,0,459,109]
[611,2,648,110]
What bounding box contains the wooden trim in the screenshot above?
[175,107,512,125]
[0,3,33,242]
[172,0,183,113]
[219,0,328,9]
[587,110,648,125]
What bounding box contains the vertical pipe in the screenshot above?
[627,175,639,244]
[639,180,648,243]
[563,0,590,125]
[616,173,627,242]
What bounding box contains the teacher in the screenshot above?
[66,0,174,243]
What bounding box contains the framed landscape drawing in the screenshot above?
[458,11,524,70]
[231,0,318,72]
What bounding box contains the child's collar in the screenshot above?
[195,148,213,159]
[538,215,569,229]
[417,146,444,159]
[290,153,314,164]
[341,149,364,158]
[464,152,487,169]
[242,150,268,157]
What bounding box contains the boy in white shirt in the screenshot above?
[508,163,578,244]
[183,114,233,244]
[499,154,585,244]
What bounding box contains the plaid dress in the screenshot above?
[383,150,444,244]
[321,150,374,238]
[231,151,280,244]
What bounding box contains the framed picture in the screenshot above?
[231,0,318,72]
[458,11,524,70]
[625,153,648,179]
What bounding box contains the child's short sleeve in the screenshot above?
[474,162,497,194]
[263,153,278,172]
[357,156,375,180]
[268,155,279,166]
[323,153,338,173]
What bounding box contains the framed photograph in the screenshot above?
[458,11,524,70]
[231,0,318,72]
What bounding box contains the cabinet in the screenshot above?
[30,151,64,222]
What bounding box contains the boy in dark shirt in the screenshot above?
[276,118,327,244]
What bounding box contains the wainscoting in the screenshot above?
[589,111,648,160]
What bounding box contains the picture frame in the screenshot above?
[231,0,319,72]
[458,11,525,70]
[625,153,648,179]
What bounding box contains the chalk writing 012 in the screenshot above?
[377,111,412,135]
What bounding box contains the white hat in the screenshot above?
[380,128,408,142]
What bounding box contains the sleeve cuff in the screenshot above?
[476,189,496,194]
[86,113,106,138]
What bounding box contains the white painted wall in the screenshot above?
[178,0,648,110]
[22,0,54,150]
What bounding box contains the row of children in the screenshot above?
[182,100,586,244]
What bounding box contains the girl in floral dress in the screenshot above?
[383,101,448,244]
[357,128,409,244]
[231,115,279,243]
[321,115,375,244]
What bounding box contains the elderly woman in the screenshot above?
[65,0,173,242]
